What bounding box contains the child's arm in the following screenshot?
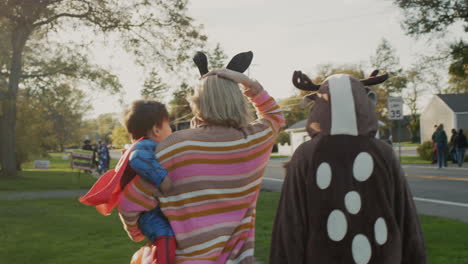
[118,211,146,242]
[129,147,172,193]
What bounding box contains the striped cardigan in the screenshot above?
[155,90,284,263]
[118,175,159,242]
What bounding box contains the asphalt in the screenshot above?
[263,157,468,223]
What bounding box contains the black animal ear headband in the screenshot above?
[193,51,254,76]
[292,69,389,92]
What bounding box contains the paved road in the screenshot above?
[262,158,468,223]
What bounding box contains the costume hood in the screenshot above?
[305,74,379,138]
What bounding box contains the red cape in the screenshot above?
[78,138,143,215]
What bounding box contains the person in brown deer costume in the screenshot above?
[269,71,426,264]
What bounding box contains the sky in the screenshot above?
[87,0,465,118]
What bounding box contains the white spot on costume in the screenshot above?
[327,210,348,241]
[317,162,332,190]
[345,191,361,215]
[353,152,374,182]
[352,234,372,264]
[374,217,388,245]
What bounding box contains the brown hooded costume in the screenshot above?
[269,72,426,264]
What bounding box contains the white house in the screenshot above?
[420,94,468,143]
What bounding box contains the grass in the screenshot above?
[0,153,117,192]
[269,153,290,159]
[255,191,281,262]
[400,156,431,165]
[394,141,421,147]
[1,192,467,263]
[0,198,145,263]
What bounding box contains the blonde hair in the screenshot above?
[189,75,253,128]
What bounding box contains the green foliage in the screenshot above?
[141,71,168,100]
[0,0,207,176]
[417,141,434,161]
[111,125,131,149]
[279,95,309,127]
[208,43,228,69]
[448,40,468,78]
[77,113,121,147]
[393,0,467,36]
[169,82,194,129]
[393,0,467,79]
[16,85,90,166]
[370,39,408,123]
[275,131,290,145]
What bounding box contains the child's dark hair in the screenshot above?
[123,100,169,140]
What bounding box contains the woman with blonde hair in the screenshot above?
[128,51,284,264]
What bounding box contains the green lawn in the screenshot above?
[400,156,431,165]
[0,192,467,263]
[0,153,117,192]
[394,141,421,147]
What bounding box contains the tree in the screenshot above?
[0,0,206,177]
[111,125,130,149]
[208,43,228,69]
[275,131,290,145]
[39,83,91,152]
[141,70,168,100]
[169,82,194,130]
[370,39,408,122]
[279,95,309,127]
[393,0,467,78]
[15,84,90,168]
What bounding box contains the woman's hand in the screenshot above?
[203,69,263,97]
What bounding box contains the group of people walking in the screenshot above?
[81,139,110,173]
[432,124,467,168]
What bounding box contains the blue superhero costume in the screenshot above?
[128,138,175,242]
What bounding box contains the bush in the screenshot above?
[275,131,290,145]
[418,141,434,161]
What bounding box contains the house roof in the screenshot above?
[437,94,468,113]
[286,119,307,131]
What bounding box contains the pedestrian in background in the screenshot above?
[455,129,467,167]
[433,124,448,169]
[449,129,458,163]
[431,124,438,164]
[97,140,110,173]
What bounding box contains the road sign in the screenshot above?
[388,97,403,120]
[34,160,50,169]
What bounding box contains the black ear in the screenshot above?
[193,52,209,76]
[226,51,253,73]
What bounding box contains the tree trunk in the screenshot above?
[0,25,30,178]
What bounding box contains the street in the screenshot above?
[262,158,468,223]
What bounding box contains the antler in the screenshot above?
[361,70,389,86]
[193,52,209,76]
[292,71,320,91]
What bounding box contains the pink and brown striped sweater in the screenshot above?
[153,90,284,264]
